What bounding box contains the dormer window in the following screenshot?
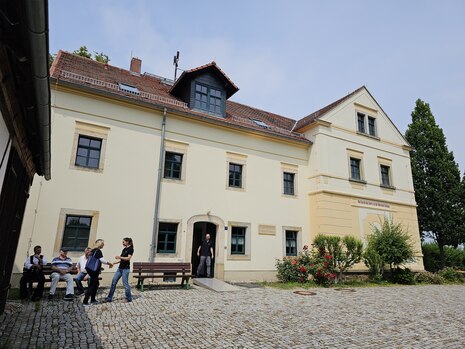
[118,83,140,95]
[194,83,222,115]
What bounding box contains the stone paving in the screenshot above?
[1,284,465,348]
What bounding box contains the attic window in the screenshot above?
[118,83,140,95]
[194,83,222,115]
[252,119,269,128]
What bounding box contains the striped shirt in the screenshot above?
[51,256,73,270]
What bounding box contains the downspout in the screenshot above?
[25,0,51,180]
[150,107,167,262]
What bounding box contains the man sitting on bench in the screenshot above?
[19,245,47,301]
[49,248,74,301]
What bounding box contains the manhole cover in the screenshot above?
[334,288,356,292]
[293,290,317,296]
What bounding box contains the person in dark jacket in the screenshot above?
[20,245,47,301]
[83,239,112,306]
[196,234,214,278]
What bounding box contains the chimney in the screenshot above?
[130,57,142,74]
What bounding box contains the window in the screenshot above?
[252,119,269,128]
[231,226,246,255]
[368,117,376,136]
[164,152,183,179]
[357,112,377,137]
[357,113,366,133]
[229,163,243,188]
[118,83,140,95]
[194,83,222,115]
[380,165,391,186]
[285,230,298,256]
[350,157,362,181]
[75,136,102,168]
[283,172,295,195]
[157,222,178,253]
[62,215,92,252]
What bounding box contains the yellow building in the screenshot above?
[13,51,423,283]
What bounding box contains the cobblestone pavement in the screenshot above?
[1,284,465,348]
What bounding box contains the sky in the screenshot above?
[49,1,465,173]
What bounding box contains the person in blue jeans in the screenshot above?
[105,237,134,303]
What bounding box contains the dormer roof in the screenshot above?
[170,61,239,99]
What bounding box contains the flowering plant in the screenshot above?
[275,244,336,285]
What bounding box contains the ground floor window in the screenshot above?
[157,222,178,253]
[231,226,246,255]
[285,230,298,256]
[62,215,92,251]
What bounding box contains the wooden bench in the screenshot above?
[26,263,101,290]
[133,262,192,291]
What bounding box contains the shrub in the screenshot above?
[422,243,465,272]
[276,245,312,283]
[313,234,364,282]
[391,267,415,285]
[363,246,384,280]
[438,267,463,282]
[275,245,337,286]
[414,271,445,284]
[368,217,415,276]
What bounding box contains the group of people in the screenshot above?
[20,237,134,306]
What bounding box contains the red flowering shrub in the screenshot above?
[276,246,336,285]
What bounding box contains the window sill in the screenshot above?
[162,177,185,184]
[227,254,251,261]
[70,164,103,173]
[226,186,245,192]
[282,193,297,199]
[349,178,367,185]
[356,131,380,141]
[380,184,396,190]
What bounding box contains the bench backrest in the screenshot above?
[133,262,191,274]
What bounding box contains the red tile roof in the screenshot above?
[50,51,309,143]
[293,86,365,131]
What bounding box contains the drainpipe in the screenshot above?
[150,107,167,262]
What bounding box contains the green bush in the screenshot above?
[414,271,445,284]
[363,246,384,280]
[422,243,465,272]
[368,217,415,276]
[313,234,364,282]
[391,267,415,285]
[438,267,463,282]
[276,245,336,286]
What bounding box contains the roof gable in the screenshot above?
[170,62,239,99]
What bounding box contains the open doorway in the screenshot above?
[191,222,216,277]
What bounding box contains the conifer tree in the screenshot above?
[405,99,463,268]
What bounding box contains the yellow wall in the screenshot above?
[12,86,424,284]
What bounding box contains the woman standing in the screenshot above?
[83,239,112,306]
[105,237,134,303]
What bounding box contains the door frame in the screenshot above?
[186,214,225,279]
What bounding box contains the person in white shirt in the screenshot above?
[75,247,91,296]
[20,245,47,301]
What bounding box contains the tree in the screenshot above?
[73,46,92,59]
[368,217,415,277]
[405,99,463,268]
[313,234,364,282]
[94,52,110,64]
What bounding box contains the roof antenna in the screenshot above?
[173,51,180,81]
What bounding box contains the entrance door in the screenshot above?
[191,222,216,277]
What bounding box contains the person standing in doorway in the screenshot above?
[196,233,214,278]
[105,237,134,303]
